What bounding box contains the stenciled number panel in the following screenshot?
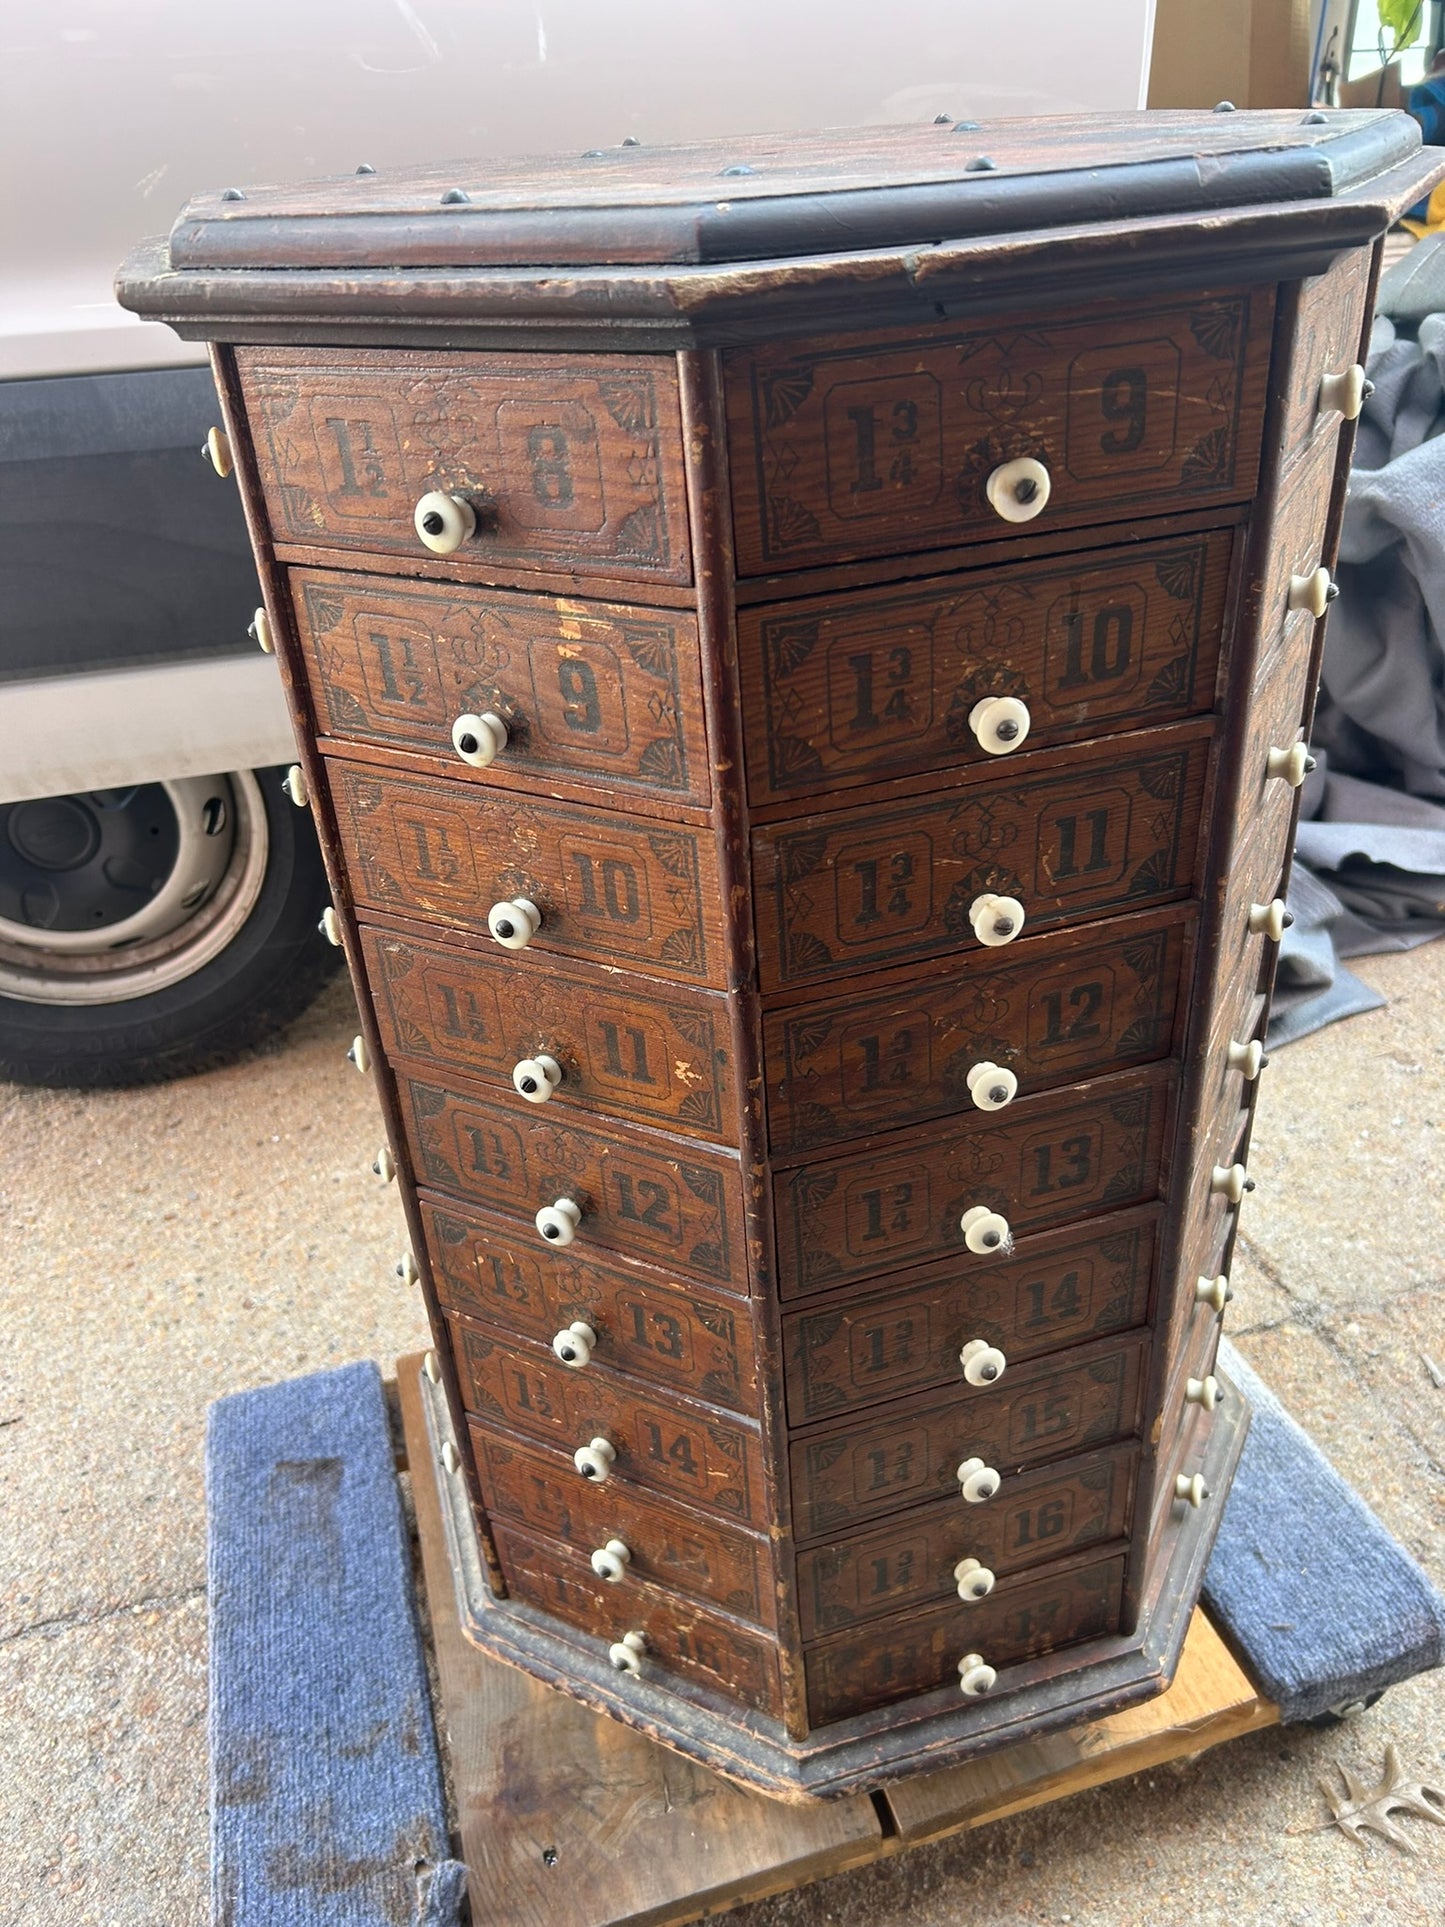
[764,908,1188,1153]
[725,291,1273,573]
[782,1208,1157,1424]
[292,569,711,804]
[796,1441,1136,1638]
[752,725,1210,990]
[327,759,725,986]
[421,1198,759,1414]
[775,1063,1173,1299]
[236,347,692,581]
[360,924,737,1145]
[739,527,1232,803]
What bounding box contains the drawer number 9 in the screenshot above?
[1099,367,1147,455]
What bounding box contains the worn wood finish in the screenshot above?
[775,1063,1174,1298]
[124,116,1442,1801]
[764,909,1189,1154]
[782,1208,1158,1425]
[725,292,1273,576]
[326,758,726,984]
[236,346,693,583]
[753,724,1211,990]
[360,923,738,1144]
[789,1331,1150,1543]
[795,1442,1137,1639]
[738,528,1232,804]
[291,568,711,804]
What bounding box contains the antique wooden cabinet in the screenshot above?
[121,111,1444,1799]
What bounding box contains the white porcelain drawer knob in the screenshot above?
[250,605,274,654]
[319,905,343,947]
[608,1629,647,1675]
[954,1557,996,1602]
[985,455,1051,524]
[573,1436,616,1483]
[957,1652,997,1697]
[1319,364,1367,421]
[372,1144,396,1183]
[414,488,477,554]
[552,1321,596,1368]
[1288,567,1335,619]
[283,764,309,808]
[441,1439,460,1476]
[203,426,233,477]
[488,897,541,950]
[956,1456,1001,1504]
[959,1205,1012,1256]
[347,1032,371,1073]
[1186,1375,1222,1411]
[395,1251,419,1287]
[959,1338,1007,1387]
[968,695,1032,756]
[968,892,1025,947]
[1227,1038,1266,1080]
[1248,899,1291,942]
[1195,1274,1233,1314]
[1266,742,1314,789]
[1210,1163,1254,1204]
[423,1351,441,1384]
[966,1061,1018,1111]
[451,710,509,768]
[1175,1472,1209,1509]
[536,1198,582,1247]
[591,1538,632,1583]
[513,1054,563,1103]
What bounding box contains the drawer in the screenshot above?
[765,906,1188,1154]
[1233,629,1316,865]
[423,1197,758,1413]
[1251,431,1340,686]
[753,724,1210,991]
[1149,1309,1225,1544]
[783,1206,1157,1425]
[1277,248,1374,484]
[796,1440,1136,1638]
[493,1520,783,1718]
[740,527,1232,805]
[292,570,710,806]
[775,1062,1173,1299]
[469,1423,776,1628]
[790,1330,1148,1541]
[326,758,725,987]
[451,1314,766,1527]
[400,1076,748,1292]
[804,1549,1127,1726]
[725,289,1272,576]
[236,347,692,583]
[360,924,737,1145]
[1214,811,1290,1012]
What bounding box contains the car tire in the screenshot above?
[0,766,343,1088]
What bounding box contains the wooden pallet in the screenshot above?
[397,1356,1279,1927]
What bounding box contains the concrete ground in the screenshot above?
[2,947,1443,1927]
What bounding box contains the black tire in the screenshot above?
[0,767,343,1088]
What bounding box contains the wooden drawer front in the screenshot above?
[328,760,724,986]
[1214,810,1288,1014]
[422,1199,758,1414]
[236,347,691,582]
[493,1521,783,1718]
[469,1424,775,1628]
[293,570,710,805]
[740,528,1231,804]
[791,1332,1148,1542]
[725,290,1271,576]
[766,910,1188,1154]
[451,1316,765,1527]
[804,1551,1127,1726]
[401,1078,747,1291]
[360,926,737,1145]
[1253,432,1339,684]
[1149,1313,1224,1544]
[1234,633,1314,864]
[776,1064,1172,1300]
[796,1441,1135,1638]
[1278,248,1373,483]
[754,727,1210,991]
[783,1209,1156,1425]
